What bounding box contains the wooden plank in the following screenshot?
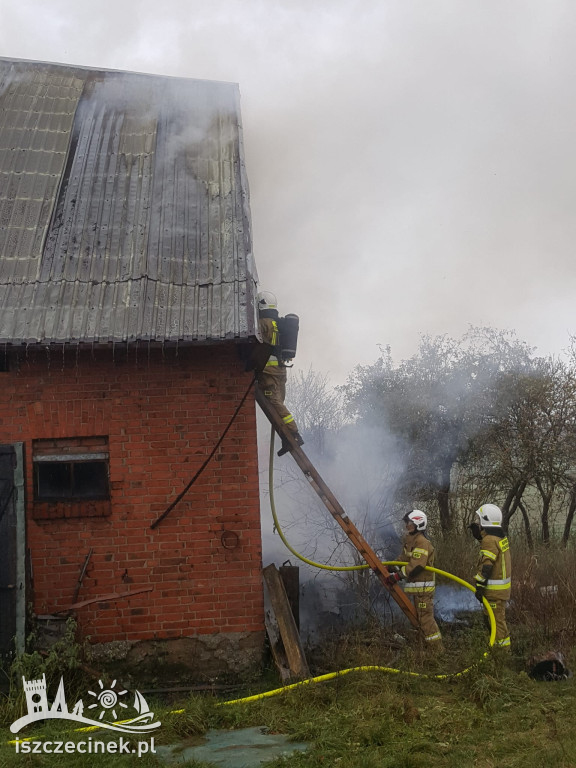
[279,564,300,630]
[264,611,292,683]
[256,387,419,628]
[54,586,153,612]
[263,564,310,680]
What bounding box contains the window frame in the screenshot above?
[33,453,110,502]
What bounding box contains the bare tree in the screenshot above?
[287,366,347,454]
[341,327,535,533]
[465,356,576,544]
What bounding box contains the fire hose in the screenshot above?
[7,424,497,748]
[219,426,496,706]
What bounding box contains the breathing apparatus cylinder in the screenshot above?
[277,313,299,362]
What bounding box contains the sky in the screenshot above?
[2,0,576,384]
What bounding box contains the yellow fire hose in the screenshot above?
[218,427,496,706]
[7,428,497,747]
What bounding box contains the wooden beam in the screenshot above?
[54,586,153,613]
[263,564,310,680]
[264,612,292,683]
[279,564,301,630]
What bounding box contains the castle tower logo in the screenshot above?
[23,674,49,716]
[11,676,161,734]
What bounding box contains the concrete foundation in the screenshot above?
[87,631,266,686]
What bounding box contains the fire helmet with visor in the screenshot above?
[256,291,277,311]
[403,509,427,532]
[474,503,503,528]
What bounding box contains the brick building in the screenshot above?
[0,58,265,681]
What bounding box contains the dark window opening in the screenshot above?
[35,460,109,501]
[0,350,8,372]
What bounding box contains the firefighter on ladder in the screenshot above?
[255,291,304,456]
[469,503,511,650]
[387,510,443,649]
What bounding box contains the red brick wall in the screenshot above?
[0,344,264,644]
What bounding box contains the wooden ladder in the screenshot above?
[256,387,419,628]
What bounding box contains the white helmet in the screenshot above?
[404,509,427,531]
[256,291,277,311]
[475,503,502,528]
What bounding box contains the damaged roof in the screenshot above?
[0,58,259,346]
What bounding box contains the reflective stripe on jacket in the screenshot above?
[474,533,511,600]
[398,532,436,594]
[259,317,280,366]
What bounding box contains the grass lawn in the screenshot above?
[1,647,574,768]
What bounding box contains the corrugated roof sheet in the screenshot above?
[0,58,259,346]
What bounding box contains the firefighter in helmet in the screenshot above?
[387,510,443,648]
[255,291,304,456]
[469,503,511,649]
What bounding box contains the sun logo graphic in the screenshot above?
[87,680,129,721]
[10,675,161,734]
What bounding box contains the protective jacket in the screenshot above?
[398,532,436,594]
[256,312,299,437]
[474,531,511,601]
[259,313,281,368]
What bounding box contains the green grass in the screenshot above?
[1,568,574,768]
[1,647,574,768]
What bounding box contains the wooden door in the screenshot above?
[0,444,25,657]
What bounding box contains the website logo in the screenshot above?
[10,675,161,735]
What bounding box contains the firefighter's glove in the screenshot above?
[475,584,486,603]
[386,571,403,587]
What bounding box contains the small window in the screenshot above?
[32,437,110,513]
[0,349,8,372]
[35,459,109,501]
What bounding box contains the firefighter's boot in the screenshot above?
[277,432,304,457]
[277,439,291,457]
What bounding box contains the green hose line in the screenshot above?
[218,426,497,707]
